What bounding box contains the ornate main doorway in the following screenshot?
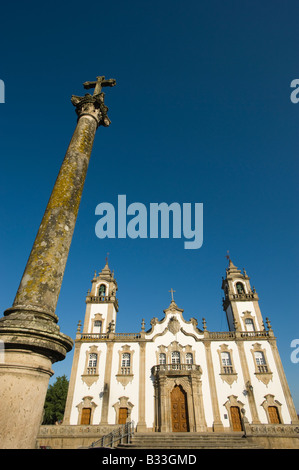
[152,363,207,432]
[170,385,189,432]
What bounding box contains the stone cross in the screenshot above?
[169,288,176,302]
[83,76,116,96]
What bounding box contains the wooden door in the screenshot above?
[268,406,281,424]
[81,407,91,425]
[230,406,242,431]
[119,407,128,424]
[171,385,189,432]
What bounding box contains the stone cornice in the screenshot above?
[76,329,275,343]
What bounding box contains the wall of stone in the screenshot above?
[36,424,299,449]
[36,424,119,449]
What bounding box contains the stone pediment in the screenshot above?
[145,300,203,340]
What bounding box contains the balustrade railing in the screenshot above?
[87,295,115,302]
[78,330,270,342]
[78,332,141,341]
[90,421,135,448]
[79,333,108,340]
[152,364,201,374]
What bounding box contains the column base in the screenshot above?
[213,421,225,432]
[136,422,148,432]
[0,349,53,448]
[0,309,73,448]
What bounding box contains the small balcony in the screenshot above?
[151,363,202,376]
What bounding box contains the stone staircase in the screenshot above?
[117,432,262,449]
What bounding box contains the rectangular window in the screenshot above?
[121,353,131,374]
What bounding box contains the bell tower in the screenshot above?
[222,258,264,332]
[82,260,118,335]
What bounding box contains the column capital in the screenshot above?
[71,93,112,128]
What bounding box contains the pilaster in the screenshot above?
[137,341,147,431]
[203,339,224,432]
[100,341,114,425]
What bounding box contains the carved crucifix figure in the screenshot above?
[83,76,116,96]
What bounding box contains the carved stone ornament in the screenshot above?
[168,316,181,335]
[81,373,99,388]
[71,93,111,128]
[116,374,134,388]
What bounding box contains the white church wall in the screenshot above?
[89,303,109,332]
[236,301,257,328]
[243,340,292,424]
[210,340,251,427]
[107,342,140,425]
[69,342,108,424]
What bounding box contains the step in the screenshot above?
[116,432,261,449]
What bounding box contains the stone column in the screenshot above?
[0,79,115,448]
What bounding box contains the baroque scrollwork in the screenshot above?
[71,93,111,128]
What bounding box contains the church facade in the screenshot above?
[63,259,298,433]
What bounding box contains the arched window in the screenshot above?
[186,353,193,369]
[121,353,131,374]
[99,284,106,298]
[221,351,233,374]
[88,353,98,374]
[254,351,268,373]
[171,351,180,367]
[159,353,166,365]
[245,318,255,332]
[236,282,245,294]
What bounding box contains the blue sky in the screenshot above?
[0,1,298,410]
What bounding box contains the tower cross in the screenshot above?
[83,76,116,96]
[169,288,176,302]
